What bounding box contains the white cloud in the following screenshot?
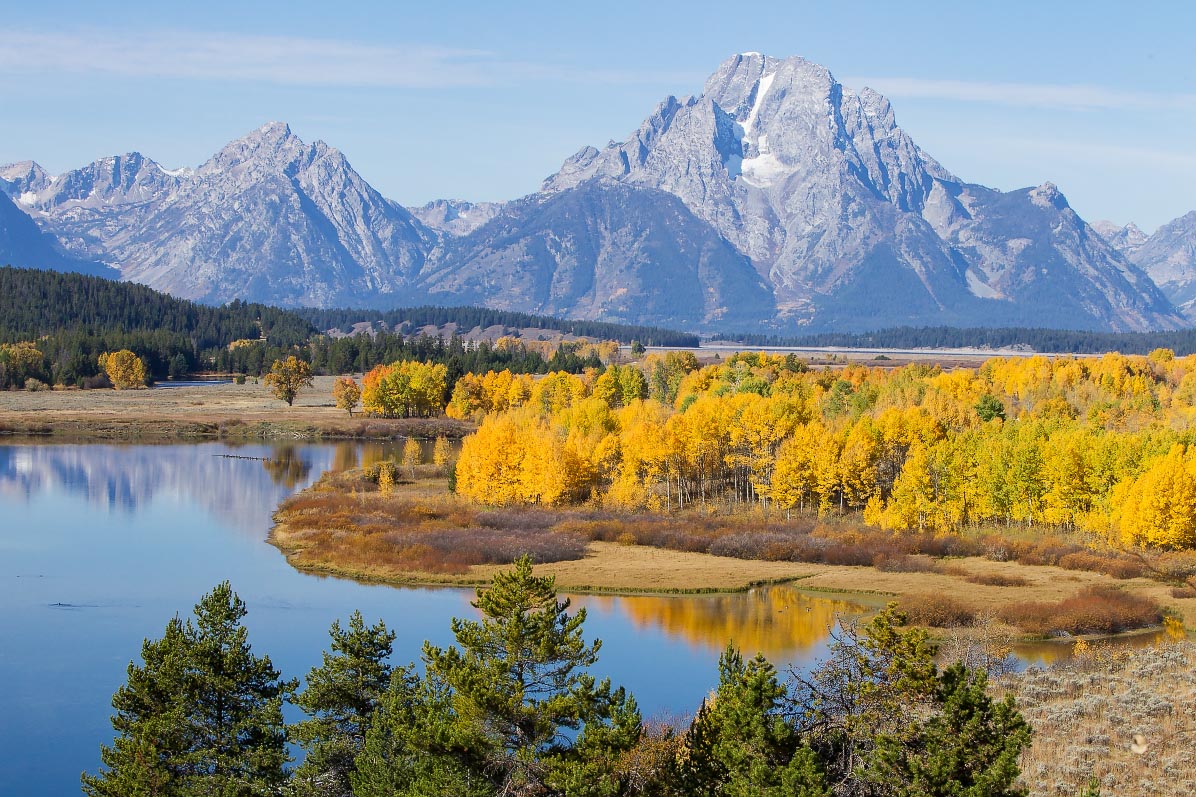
[0,29,695,89]
[843,76,1196,112]
[0,30,494,87]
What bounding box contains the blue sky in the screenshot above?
[2,0,1193,230]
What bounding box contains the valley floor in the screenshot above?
[0,375,470,440]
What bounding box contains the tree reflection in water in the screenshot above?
[262,446,313,489]
[577,587,868,660]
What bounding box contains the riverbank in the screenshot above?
[0,376,473,440]
[269,467,1196,636]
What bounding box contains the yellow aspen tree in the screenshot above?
[332,377,361,417]
[432,436,452,473]
[98,350,148,390]
[263,356,314,406]
[402,437,422,479]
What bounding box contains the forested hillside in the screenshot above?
[0,266,314,346]
[0,267,607,389]
[299,305,700,347]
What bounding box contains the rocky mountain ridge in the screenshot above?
[1,54,1189,333]
[1097,213,1196,320]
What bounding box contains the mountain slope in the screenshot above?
[420,180,775,328]
[6,124,435,306]
[0,190,117,278]
[0,56,1187,333]
[1101,212,1196,320]
[541,53,1180,332]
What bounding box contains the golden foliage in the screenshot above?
[263,356,314,406]
[362,360,447,418]
[331,377,361,416]
[448,351,1196,549]
[98,349,148,390]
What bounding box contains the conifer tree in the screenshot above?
[361,556,643,795]
[872,663,1030,797]
[82,582,295,797]
[680,646,829,796]
[291,612,395,797]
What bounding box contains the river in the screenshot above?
[0,440,870,796]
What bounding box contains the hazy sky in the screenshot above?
[2,0,1193,230]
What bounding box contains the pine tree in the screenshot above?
[680,645,829,797]
[291,612,395,797]
[355,558,645,795]
[82,582,296,797]
[872,663,1031,796]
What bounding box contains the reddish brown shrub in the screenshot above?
[899,594,976,628]
[998,586,1161,636]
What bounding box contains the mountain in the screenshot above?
[1092,220,1149,260]
[1099,212,1196,320]
[0,55,1188,332]
[0,190,117,278]
[409,199,503,236]
[5,123,433,307]
[418,181,775,329]
[541,53,1180,332]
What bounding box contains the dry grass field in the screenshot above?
[0,375,471,440]
[1003,640,1196,796]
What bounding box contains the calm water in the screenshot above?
[0,441,866,797]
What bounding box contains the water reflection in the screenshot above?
[262,446,314,489]
[1013,629,1173,668]
[577,587,868,660]
[0,442,333,534]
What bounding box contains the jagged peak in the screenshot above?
[0,160,50,180]
[1029,181,1070,210]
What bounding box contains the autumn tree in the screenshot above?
[333,377,362,417]
[402,437,421,478]
[432,436,452,473]
[98,349,148,390]
[264,355,314,406]
[82,582,295,796]
[362,361,448,418]
[0,342,47,389]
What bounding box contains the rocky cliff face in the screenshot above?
[541,53,1180,331]
[419,180,775,329]
[4,124,433,306]
[1099,212,1196,320]
[0,189,117,277]
[1,54,1188,333]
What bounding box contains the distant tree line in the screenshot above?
[298,305,701,348]
[84,564,1031,797]
[713,325,1196,356]
[0,267,315,386]
[0,268,603,389]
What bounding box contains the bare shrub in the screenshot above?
[1058,551,1146,579]
[872,552,938,573]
